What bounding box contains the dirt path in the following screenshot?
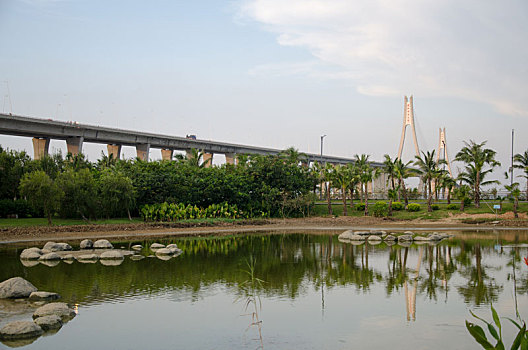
[1,214,528,244]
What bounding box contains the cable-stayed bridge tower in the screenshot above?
[436,127,453,177]
[397,95,420,160]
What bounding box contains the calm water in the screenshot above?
[0,230,527,349]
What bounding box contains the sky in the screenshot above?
[0,0,527,188]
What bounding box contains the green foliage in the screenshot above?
[372,201,388,217]
[447,203,459,210]
[407,203,421,212]
[56,168,98,219]
[466,305,528,350]
[391,202,403,211]
[98,169,135,219]
[431,204,440,211]
[0,199,36,218]
[354,203,365,211]
[464,197,472,207]
[19,170,63,225]
[140,202,246,222]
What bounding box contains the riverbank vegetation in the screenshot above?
[0,140,527,225]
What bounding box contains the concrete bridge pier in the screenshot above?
[107,144,121,160]
[32,137,50,160]
[161,149,173,161]
[203,153,213,168]
[136,143,150,161]
[66,136,84,156]
[225,153,236,165]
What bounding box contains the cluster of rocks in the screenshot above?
[0,277,75,344]
[338,230,453,246]
[130,243,183,261]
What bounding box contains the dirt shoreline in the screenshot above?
[1,214,528,244]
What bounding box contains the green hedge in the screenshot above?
[372,201,388,217]
[0,199,36,218]
[354,203,365,211]
[140,202,253,222]
[391,202,403,211]
[447,203,458,210]
[407,203,421,212]
[431,204,440,211]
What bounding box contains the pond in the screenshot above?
[1,229,527,349]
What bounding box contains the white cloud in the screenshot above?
[239,0,528,116]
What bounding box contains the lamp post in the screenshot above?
[320,134,326,161]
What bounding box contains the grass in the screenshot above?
[0,217,143,227]
[313,200,528,221]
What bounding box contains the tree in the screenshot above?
[355,154,379,216]
[345,163,360,208]
[414,150,445,212]
[457,164,499,204]
[332,165,351,216]
[19,170,63,225]
[56,168,98,219]
[513,150,528,200]
[504,183,521,218]
[98,169,135,220]
[0,146,32,200]
[279,147,307,165]
[322,163,335,215]
[440,174,457,205]
[383,154,398,216]
[185,149,211,168]
[455,140,500,208]
[455,185,471,212]
[394,158,415,209]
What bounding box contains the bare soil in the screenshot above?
[1,213,527,244]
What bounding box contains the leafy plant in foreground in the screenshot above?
[466,305,528,349]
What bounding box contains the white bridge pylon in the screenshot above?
[436,127,453,177]
[397,95,420,160]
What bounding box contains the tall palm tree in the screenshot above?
[346,163,360,208]
[504,182,521,218]
[394,158,415,209]
[414,150,445,212]
[513,150,528,200]
[354,154,369,204]
[455,140,500,208]
[358,163,379,216]
[440,174,457,205]
[457,164,499,202]
[279,147,307,165]
[322,163,335,215]
[383,154,398,216]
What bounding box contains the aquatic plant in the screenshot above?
[237,256,264,349]
[466,305,527,349]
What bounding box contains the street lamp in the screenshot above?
[320,134,326,161]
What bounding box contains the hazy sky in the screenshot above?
[0,0,527,187]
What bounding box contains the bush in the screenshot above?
[140,202,246,222]
[391,202,403,211]
[446,203,458,210]
[407,203,421,212]
[431,204,440,211]
[372,201,388,217]
[354,203,365,211]
[463,197,471,207]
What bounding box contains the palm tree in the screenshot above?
[279,147,307,165]
[332,165,351,216]
[513,150,528,200]
[185,148,211,168]
[383,154,398,216]
[440,175,457,205]
[358,163,379,216]
[346,163,360,208]
[457,164,499,203]
[394,158,414,209]
[414,150,445,212]
[354,154,369,203]
[455,140,500,208]
[322,163,335,215]
[504,183,521,218]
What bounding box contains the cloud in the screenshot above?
[239,0,528,116]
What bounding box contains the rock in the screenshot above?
[130,255,145,261]
[355,231,371,236]
[93,239,113,249]
[20,260,40,267]
[413,236,429,241]
[43,242,72,252]
[384,235,397,241]
[33,302,75,321]
[0,321,43,340]
[20,248,43,260]
[28,292,61,301]
[338,234,365,243]
[404,231,414,235]
[338,230,355,240]
[79,239,93,249]
[154,248,172,256]
[0,277,37,299]
[367,235,382,241]
[166,243,179,249]
[34,315,62,331]
[131,245,143,251]
[77,254,99,261]
[150,243,165,250]
[62,254,75,261]
[156,254,172,261]
[427,233,443,241]
[39,253,61,261]
[100,250,124,260]
[398,234,414,241]
[369,230,384,235]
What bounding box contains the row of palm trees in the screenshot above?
[314,140,528,216]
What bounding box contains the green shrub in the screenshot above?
[354,203,365,211]
[391,202,403,211]
[140,202,245,222]
[431,204,440,210]
[0,199,37,218]
[372,201,388,217]
[407,203,421,212]
[463,197,471,207]
[446,203,458,210]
